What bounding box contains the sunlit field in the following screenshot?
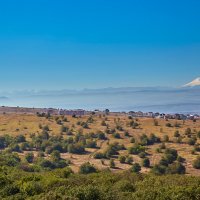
[0,113,199,176]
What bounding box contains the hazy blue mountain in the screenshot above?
[0,86,199,113]
[0,96,9,101]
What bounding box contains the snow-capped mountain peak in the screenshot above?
[184,77,200,87]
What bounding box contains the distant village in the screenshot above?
[127,111,199,120]
[0,106,199,120]
[0,106,85,116]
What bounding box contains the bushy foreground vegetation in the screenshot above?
[0,131,188,175]
[0,166,200,199]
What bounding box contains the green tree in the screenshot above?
[163,135,169,142]
[25,152,34,163]
[193,156,200,169]
[142,158,150,168]
[119,156,126,164]
[79,162,97,174]
[51,150,61,162]
[185,128,192,135]
[151,164,166,175]
[15,135,26,143]
[167,162,186,174]
[110,159,115,168]
[174,130,180,138]
[131,163,141,173]
[125,156,133,165]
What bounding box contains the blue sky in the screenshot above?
[0,0,200,91]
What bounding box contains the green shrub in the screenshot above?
[25,152,34,163]
[193,156,200,169]
[110,159,115,168]
[151,164,166,175]
[68,143,85,154]
[167,162,186,174]
[119,155,126,164]
[79,162,97,174]
[113,133,121,139]
[128,144,145,155]
[188,138,196,146]
[125,156,133,165]
[93,152,105,159]
[131,163,141,173]
[142,158,150,168]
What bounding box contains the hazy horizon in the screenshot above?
[0,85,199,113]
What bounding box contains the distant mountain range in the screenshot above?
[0,78,199,113]
[0,96,9,100]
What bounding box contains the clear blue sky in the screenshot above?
[0,0,200,91]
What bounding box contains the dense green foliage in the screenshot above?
[0,167,199,199]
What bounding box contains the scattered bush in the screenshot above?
[79,162,97,174]
[142,158,150,168]
[93,152,105,159]
[119,155,126,164]
[193,156,200,169]
[25,152,34,163]
[110,159,115,168]
[128,144,145,155]
[131,163,141,173]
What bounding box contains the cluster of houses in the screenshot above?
[0,106,199,120]
[37,108,85,116]
[58,109,85,116]
[128,111,200,120]
[0,106,85,116]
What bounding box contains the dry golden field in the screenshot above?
[0,113,200,175]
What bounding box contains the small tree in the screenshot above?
[153,119,158,126]
[174,131,180,138]
[167,162,186,174]
[188,138,196,146]
[110,159,115,168]
[185,128,192,135]
[43,125,49,132]
[142,158,150,168]
[139,152,146,158]
[101,120,107,126]
[119,156,126,164]
[104,109,110,115]
[113,133,121,139]
[163,135,169,142]
[98,132,106,140]
[60,125,68,133]
[151,164,166,175]
[93,152,105,159]
[197,131,200,138]
[160,143,166,149]
[79,162,97,174]
[131,163,141,173]
[51,150,61,162]
[125,156,133,165]
[130,137,135,143]
[177,156,185,163]
[166,123,172,127]
[15,135,26,143]
[193,156,200,169]
[25,152,34,163]
[38,123,42,129]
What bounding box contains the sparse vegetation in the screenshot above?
[0,113,198,198]
[0,113,198,177]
